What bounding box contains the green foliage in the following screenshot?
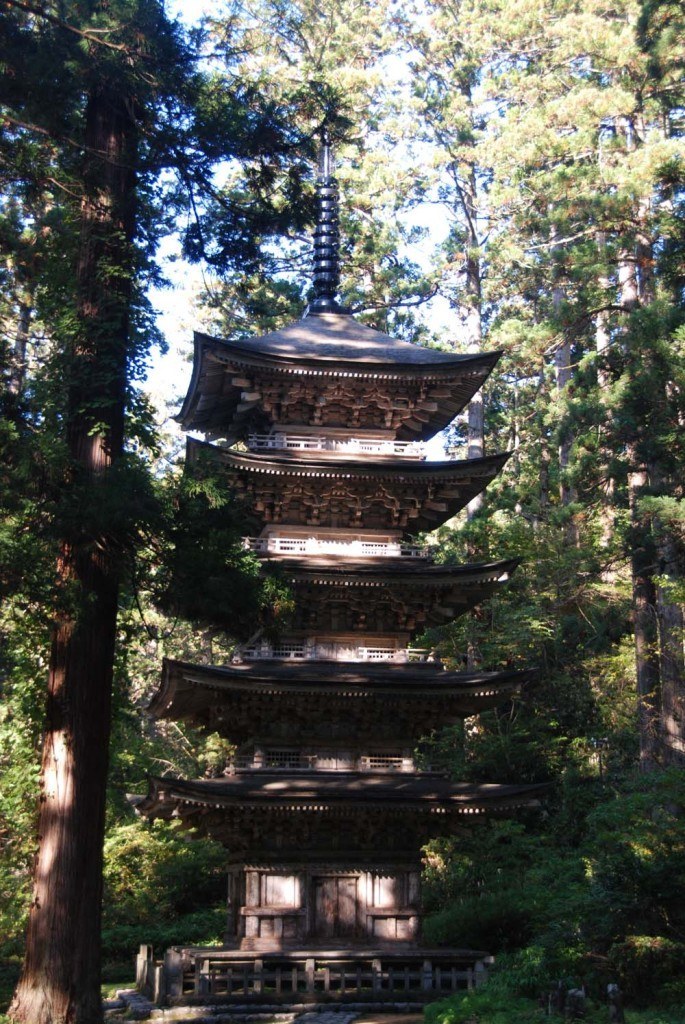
[426,979,685,1024]
[0,622,44,954]
[148,456,293,638]
[423,771,685,1007]
[425,984,542,1024]
[608,937,685,1008]
[582,771,685,951]
[101,821,227,962]
[424,891,535,953]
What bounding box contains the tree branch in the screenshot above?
[4,0,133,53]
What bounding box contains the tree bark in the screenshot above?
[463,162,485,521]
[632,176,683,765]
[9,296,31,397]
[619,224,662,771]
[554,333,578,544]
[595,232,616,561]
[10,79,137,1024]
[551,228,578,546]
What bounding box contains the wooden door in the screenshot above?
[314,876,358,939]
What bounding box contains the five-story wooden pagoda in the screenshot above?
[134,142,543,1004]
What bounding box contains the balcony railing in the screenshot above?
[242,643,308,660]
[247,433,425,457]
[225,753,412,773]
[244,536,429,559]
[238,643,431,663]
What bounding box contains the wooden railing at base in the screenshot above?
[136,945,492,1007]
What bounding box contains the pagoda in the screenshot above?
[134,141,544,1006]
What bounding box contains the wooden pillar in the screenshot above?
[163,947,183,1000]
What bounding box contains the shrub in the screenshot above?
[424,891,534,953]
[608,936,685,1007]
[425,985,542,1024]
[101,907,226,965]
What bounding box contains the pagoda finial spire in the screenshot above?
[310,129,345,314]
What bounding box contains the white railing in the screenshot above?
[243,536,429,558]
[248,433,425,457]
[359,755,406,771]
[225,754,413,773]
[239,643,431,663]
[356,647,431,663]
[357,646,401,662]
[265,643,306,660]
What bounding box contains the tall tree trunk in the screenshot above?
[536,443,551,531]
[9,295,31,397]
[458,160,485,670]
[634,188,684,764]
[595,232,616,561]
[554,333,578,545]
[619,227,661,771]
[551,232,578,546]
[10,80,137,1024]
[464,164,485,521]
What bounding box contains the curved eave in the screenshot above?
[177,330,501,440]
[274,557,519,587]
[135,774,549,819]
[186,438,509,534]
[260,558,514,632]
[190,441,510,481]
[148,659,534,724]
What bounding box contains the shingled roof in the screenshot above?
[178,322,500,440]
[147,658,532,742]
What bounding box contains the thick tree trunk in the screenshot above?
[10,80,137,1024]
[619,228,662,771]
[635,185,684,765]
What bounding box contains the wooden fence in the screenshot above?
[136,945,491,1007]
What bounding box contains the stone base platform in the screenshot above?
[136,945,492,1009]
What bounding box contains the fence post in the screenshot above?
[195,958,211,997]
[422,959,433,993]
[372,958,382,994]
[474,958,492,988]
[135,945,153,993]
[164,947,183,1000]
[254,958,264,995]
[152,963,166,1006]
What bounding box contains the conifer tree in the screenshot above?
[403,0,492,514]
[435,0,685,766]
[0,3,304,1020]
[195,0,436,340]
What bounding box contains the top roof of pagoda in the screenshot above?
[198,312,497,369]
[177,315,500,440]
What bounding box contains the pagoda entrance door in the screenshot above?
[313,875,358,940]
